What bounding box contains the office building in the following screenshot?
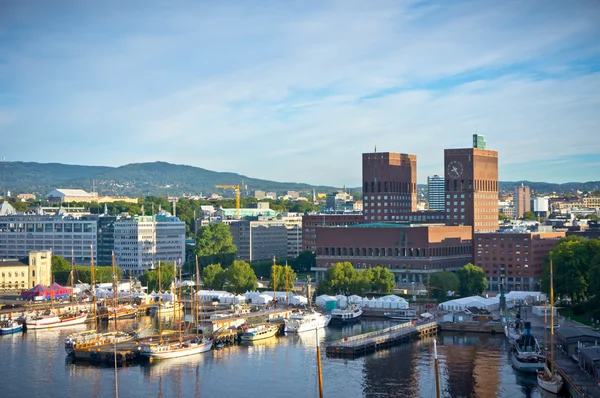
[475,230,565,292]
[514,185,531,219]
[427,175,445,211]
[227,220,288,261]
[113,212,185,275]
[444,135,499,233]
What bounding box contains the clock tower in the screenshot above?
[444,135,498,233]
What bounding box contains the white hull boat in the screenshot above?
[25,311,88,330]
[285,310,331,333]
[537,366,563,394]
[140,337,213,360]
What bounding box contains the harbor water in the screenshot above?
[0,317,557,398]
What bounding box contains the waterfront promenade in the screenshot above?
[522,305,600,398]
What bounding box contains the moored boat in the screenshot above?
[284,310,331,333]
[384,309,418,321]
[140,336,213,360]
[239,323,279,341]
[511,321,544,373]
[504,308,522,345]
[23,309,88,330]
[0,319,23,334]
[65,330,137,356]
[330,305,363,325]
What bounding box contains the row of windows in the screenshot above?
[317,245,471,257]
[363,181,416,194]
[1,271,26,278]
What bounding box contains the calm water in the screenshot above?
[0,317,551,398]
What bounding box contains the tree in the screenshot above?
[293,251,316,273]
[194,223,237,269]
[317,262,356,295]
[544,236,600,302]
[457,263,487,297]
[370,266,395,294]
[224,260,258,294]
[429,271,460,302]
[521,211,537,221]
[139,262,177,292]
[202,263,226,290]
[498,213,510,221]
[349,269,373,296]
[52,255,72,274]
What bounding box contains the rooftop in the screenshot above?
[0,258,29,267]
[558,326,600,340]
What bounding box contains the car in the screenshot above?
[546,324,560,330]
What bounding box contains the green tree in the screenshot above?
[224,260,258,294]
[194,223,237,269]
[457,263,487,297]
[202,263,226,290]
[498,213,510,221]
[52,255,72,274]
[293,251,316,273]
[268,265,297,292]
[349,269,373,296]
[139,262,177,292]
[429,271,460,302]
[370,266,396,294]
[317,262,356,295]
[521,211,537,221]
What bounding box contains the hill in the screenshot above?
[0,161,336,197]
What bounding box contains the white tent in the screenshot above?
[362,297,370,307]
[369,298,377,308]
[290,295,308,305]
[316,295,337,307]
[244,290,261,300]
[335,295,348,308]
[375,298,384,309]
[505,291,547,305]
[348,295,363,304]
[252,294,273,304]
[439,296,497,312]
[397,300,409,310]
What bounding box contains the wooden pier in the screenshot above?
[326,321,438,358]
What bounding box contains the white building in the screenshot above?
[0,213,97,264]
[226,219,288,261]
[280,214,303,258]
[113,211,185,275]
[427,175,445,211]
[45,188,99,203]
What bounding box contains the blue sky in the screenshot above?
[1,0,599,186]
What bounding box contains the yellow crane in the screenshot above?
[215,184,245,218]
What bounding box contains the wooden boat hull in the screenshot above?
[537,367,564,394]
[26,312,88,330]
[141,341,213,360]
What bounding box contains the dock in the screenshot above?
[326,321,438,358]
[439,321,504,334]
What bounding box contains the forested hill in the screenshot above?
[0,161,336,197]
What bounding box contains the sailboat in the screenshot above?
[66,250,136,359]
[139,261,213,360]
[537,259,564,393]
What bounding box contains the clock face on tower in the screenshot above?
[447,160,464,178]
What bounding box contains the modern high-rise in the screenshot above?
[113,212,185,275]
[227,220,288,261]
[514,185,531,219]
[444,135,499,233]
[362,151,417,222]
[427,175,445,211]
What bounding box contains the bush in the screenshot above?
[571,302,588,316]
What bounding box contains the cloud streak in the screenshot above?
[1,0,599,187]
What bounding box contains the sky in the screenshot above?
[1,0,599,187]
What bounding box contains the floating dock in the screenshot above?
[326,321,438,358]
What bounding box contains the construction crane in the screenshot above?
[215,184,245,218]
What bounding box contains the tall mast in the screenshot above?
[550,259,555,376]
[90,245,97,334]
[178,261,183,344]
[272,256,277,306]
[70,248,75,306]
[158,262,163,344]
[434,339,441,398]
[195,256,200,337]
[285,261,289,304]
[112,251,118,331]
[316,326,324,398]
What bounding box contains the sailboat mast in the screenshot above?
[550,259,555,375]
[71,249,75,306]
[272,256,277,306]
[195,256,200,336]
[90,245,97,334]
[434,339,441,398]
[315,326,324,398]
[285,261,289,304]
[178,261,183,344]
[158,262,163,344]
[112,251,118,330]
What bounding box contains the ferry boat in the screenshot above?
[239,323,279,341]
[0,320,23,334]
[284,310,331,333]
[330,305,363,325]
[150,301,183,316]
[504,309,522,345]
[511,322,545,373]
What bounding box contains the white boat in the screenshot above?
[384,309,418,321]
[24,310,88,330]
[537,365,563,394]
[285,310,331,333]
[0,320,23,334]
[504,310,523,345]
[239,323,279,341]
[140,336,213,360]
[150,301,183,316]
[330,306,363,325]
